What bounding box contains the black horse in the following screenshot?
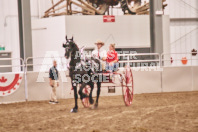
[63,36,102,113]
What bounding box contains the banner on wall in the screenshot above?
[0,74,23,96]
[103,15,115,23]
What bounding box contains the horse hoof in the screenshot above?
[89,98,94,105]
[92,103,98,109]
[70,108,78,113]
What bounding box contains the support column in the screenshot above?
[18,0,32,100]
[150,0,163,54]
[17,0,32,60]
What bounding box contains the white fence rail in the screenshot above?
[25,53,161,72]
[161,52,198,67]
[118,53,160,67]
[26,56,67,72]
[0,52,198,103]
[0,52,197,72]
[0,58,25,73]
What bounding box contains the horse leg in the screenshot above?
[71,83,78,113]
[78,82,87,100]
[89,82,94,104]
[94,82,101,108]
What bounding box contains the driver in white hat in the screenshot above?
[92,40,107,63]
[92,40,107,72]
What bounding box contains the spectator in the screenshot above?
[49,60,59,104]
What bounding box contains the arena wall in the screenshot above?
[0,72,26,103]
[132,69,162,94]
[65,15,150,49]
[193,66,198,91]
[1,66,197,103]
[32,15,152,58]
[162,67,193,92]
[32,16,66,58]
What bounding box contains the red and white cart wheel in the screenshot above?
[81,85,91,108]
[122,66,134,106]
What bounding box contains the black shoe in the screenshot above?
[70,108,78,113]
[49,100,54,104]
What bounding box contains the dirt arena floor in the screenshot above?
[0,92,198,132]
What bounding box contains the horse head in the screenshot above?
[63,36,75,59]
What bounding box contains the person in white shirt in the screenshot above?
[92,40,107,60]
[92,40,107,71]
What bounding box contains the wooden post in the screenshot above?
[47,4,67,14]
[69,1,72,15]
[66,0,69,14]
[71,0,95,14]
[78,0,100,14]
[51,0,55,13]
[45,0,64,13]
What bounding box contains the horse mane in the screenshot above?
[70,42,81,67]
[71,41,79,52]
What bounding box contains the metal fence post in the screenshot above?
[24,58,28,101]
[127,55,130,66]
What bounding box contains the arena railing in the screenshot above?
[74,53,161,68]
[1,53,197,102]
[25,56,66,72]
[118,53,161,68]
[161,52,198,67]
[25,53,161,78]
[0,58,25,73]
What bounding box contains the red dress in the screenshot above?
[106,50,118,63]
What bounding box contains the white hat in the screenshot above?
[95,40,104,46]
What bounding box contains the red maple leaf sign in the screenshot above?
[0,76,7,83]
